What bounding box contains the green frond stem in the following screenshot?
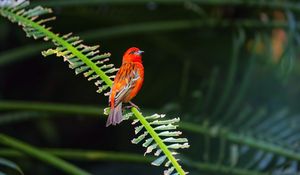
[0,8,113,87]
[1,100,300,163]
[0,101,104,116]
[2,17,300,67]
[0,148,268,175]
[211,35,240,120]
[0,101,157,122]
[0,43,48,66]
[131,107,186,175]
[1,100,300,162]
[2,18,299,67]
[30,0,300,13]
[179,122,300,161]
[199,67,219,113]
[221,38,257,124]
[0,19,205,66]
[0,134,91,175]
[0,148,153,163]
[189,162,268,175]
[0,111,47,125]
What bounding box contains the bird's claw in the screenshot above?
[123,101,140,111]
[129,101,140,110]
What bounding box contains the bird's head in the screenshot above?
[122,47,144,63]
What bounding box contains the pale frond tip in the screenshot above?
[132,113,190,175]
[0,0,26,7]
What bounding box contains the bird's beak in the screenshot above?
[137,50,144,55]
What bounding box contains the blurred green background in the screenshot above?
[1,0,300,174]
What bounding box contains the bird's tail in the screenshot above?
[106,103,123,127]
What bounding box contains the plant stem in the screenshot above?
[0,44,48,66]
[1,9,113,87]
[0,100,155,118]
[0,148,153,163]
[189,161,268,175]
[0,148,267,175]
[131,107,186,175]
[1,100,300,162]
[211,33,241,120]
[1,18,299,67]
[0,134,91,175]
[179,121,300,161]
[30,0,300,14]
[221,41,257,124]
[0,101,102,116]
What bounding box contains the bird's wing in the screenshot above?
[113,64,140,106]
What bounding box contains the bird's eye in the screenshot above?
[129,51,135,55]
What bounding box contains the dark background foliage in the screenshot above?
[1,0,300,175]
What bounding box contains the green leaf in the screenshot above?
[0,134,91,175]
[0,157,23,175]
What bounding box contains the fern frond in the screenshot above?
[42,43,116,94]
[0,0,115,95]
[132,109,189,175]
[0,0,25,7]
[0,157,24,175]
[185,35,300,174]
[0,1,190,174]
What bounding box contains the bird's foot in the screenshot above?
[124,101,140,110]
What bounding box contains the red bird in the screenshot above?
[106,47,144,127]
